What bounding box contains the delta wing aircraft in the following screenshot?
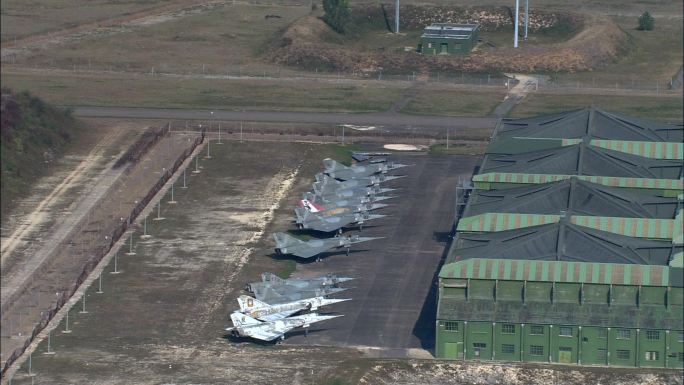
[246,272,353,305]
[299,196,389,214]
[323,158,408,180]
[314,172,405,188]
[294,207,386,232]
[226,312,341,341]
[351,151,391,163]
[236,295,350,321]
[312,182,396,199]
[274,232,382,259]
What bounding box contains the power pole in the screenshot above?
[514,0,520,48]
[395,0,400,34]
[524,0,529,40]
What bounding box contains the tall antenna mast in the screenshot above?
[525,0,530,40]
[513,0,519,47]
[395,0,400,34]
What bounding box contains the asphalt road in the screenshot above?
[284,153,479,351]
[72,107,499,130]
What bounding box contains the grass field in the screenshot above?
[511,93,684,122]
[402,87,507,117]
[552,16,683,86]
[0,71,404,112]
[347,0,684,16]
[1,0,172,41]
[12,3,309,78]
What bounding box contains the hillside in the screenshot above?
[0,89,81,218]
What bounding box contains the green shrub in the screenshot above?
[322,0,350,33]
[637,11,654,31]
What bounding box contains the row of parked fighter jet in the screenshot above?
[226,152,407,341]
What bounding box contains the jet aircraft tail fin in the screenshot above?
[323,158,346,173]
[230,311,261,327]
[237,295,271,312]
[273,232,302,248]
[261,272,285,286]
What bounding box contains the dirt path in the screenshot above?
[0,124,198,372]
[490,74,538,117]
[0,129,120,262]
[1,0,216,56]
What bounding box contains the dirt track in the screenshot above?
[0,123,200,373]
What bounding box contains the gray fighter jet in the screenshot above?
[315,173,405,188]
[246,272,353,293]
[274,232,382,259]
[294,208,386,232]
[351,151,391,163]
[323,158,408,180]
[252,285,349,305]
[236,295,350,321]
[298,195,389,215]
[226,312,341,341]
[300,192,394,210]
[246,272,353,305]
[312,182,396,199]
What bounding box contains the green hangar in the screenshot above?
[436,108,684,368]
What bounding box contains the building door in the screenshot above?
[440,43,448,54]
[559,347,573,363]
[444,343,459,359]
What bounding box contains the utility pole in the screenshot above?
[514,0,520,48]
[524,0,529,40]
[395,0,400,34]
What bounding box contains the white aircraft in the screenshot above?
[226,312,342,341]
[236,295,350,322]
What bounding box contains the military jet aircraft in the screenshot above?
[312,182,396,200]
[299,196,388,214]
[314,173,405,189]
[274,232,382,259]
[226,312,341,341]
[236,295,350,321]
[351,151,391,163]
[246,272,353,293]
[246,272,353,305]
[323,158,408,180]
[294,207,386,232]
[300,193,394,212]
[251,285,349,305]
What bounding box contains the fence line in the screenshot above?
[0,128,205,378]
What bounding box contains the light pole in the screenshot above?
[514,0,520,48]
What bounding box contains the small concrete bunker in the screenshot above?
[418,23,480,55]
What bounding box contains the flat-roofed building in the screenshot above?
[418,23,480,55]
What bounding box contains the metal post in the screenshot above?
[169,183,177,204]
[205,140,211,159]
[141,217,151,239]
[126,234,136,255]
[181,168,187,188]
[154,201,164,221]
[395,0,400,34]
[111,252,120,274]
[524,0,530,40]
[342,126,345,144]
[80,293,87,313]
[97,274,103,294]
[514,0,519,48]
[45,330,55,354]
[218,123,222,144]
[193,156,200,174]
[63,310,71,333]
[28,353,33,376]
